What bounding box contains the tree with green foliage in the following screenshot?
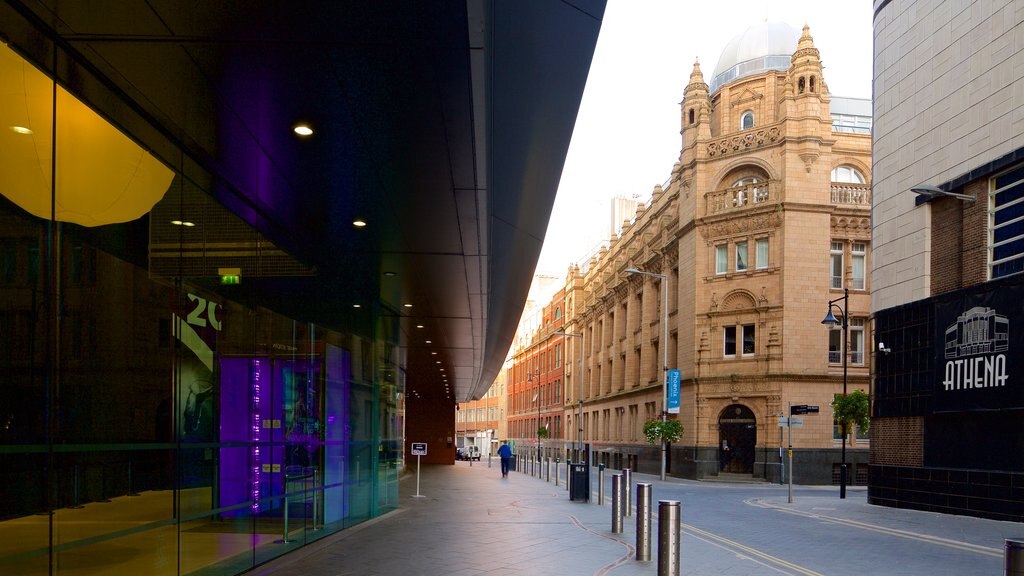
[832,390,870,445]
[537,425,549,439]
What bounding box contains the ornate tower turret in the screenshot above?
[680,59,711,165]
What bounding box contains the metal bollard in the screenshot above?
[623,468,633,517]
[598,463,606,505]
[636,483,653,562]
[611,474,624,533]
[657,500,681,576]
[546,457,551,482]
[1007,539,1024,575]
[555,458,560,486]
[566,460,571,491]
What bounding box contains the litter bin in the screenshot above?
[509,455,517,472]
[569,462,589,502]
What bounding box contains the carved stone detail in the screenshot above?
[707,126,780,157]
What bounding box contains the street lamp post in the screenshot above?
[625,267,669,481]
[821,287,849,499]
[528,372,542,465]
[554,330,584,461]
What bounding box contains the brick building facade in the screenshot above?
[560,22,873,483]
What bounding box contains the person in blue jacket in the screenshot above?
[497,440,512,477]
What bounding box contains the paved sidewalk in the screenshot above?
[251,460,1023,575]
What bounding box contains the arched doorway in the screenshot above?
[718,404,756,474]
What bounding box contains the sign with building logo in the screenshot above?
[667,369,681,414]
[935,285,1022,412]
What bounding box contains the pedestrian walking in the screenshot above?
[497,440,512,477]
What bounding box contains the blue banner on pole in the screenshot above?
[667,369,681,414]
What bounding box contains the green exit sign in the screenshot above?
[220,274,240,285]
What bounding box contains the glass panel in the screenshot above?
[736,242,748,271]
[756,238,768,269]
[742,325,755,355]
[716,245,727,274]
[831,253,844,289]
[852,254,865,290]
[994,166,1024,192]
[723,326,737,356]
[828,329,841,364]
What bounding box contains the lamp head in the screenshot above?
[625,267,642,274]
[821,309,841,326]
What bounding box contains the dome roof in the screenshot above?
[709,22,800,93]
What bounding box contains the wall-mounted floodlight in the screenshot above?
[911,184,976,203]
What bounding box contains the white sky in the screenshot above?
[535,0,874,278]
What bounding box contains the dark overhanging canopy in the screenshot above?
[0,0,605,403]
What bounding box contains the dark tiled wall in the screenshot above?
[873,300,934,417]
[870,465,1024,522]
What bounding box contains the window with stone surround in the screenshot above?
[740,110,754,130]
[756,238,768,269]
[851,242,866,290]
[830,241,844,289]
[723,324,755,358]
[716,244,727,274]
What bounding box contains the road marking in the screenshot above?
[683,523,826,576]
[746,498,1003,558]
[567,514,635,576]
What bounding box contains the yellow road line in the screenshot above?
[746,499,1003,558]
[683,523,826,576]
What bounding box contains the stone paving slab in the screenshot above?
[252,460,1023,576]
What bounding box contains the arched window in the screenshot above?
[798,77,805,93]
[554,307,561,319]
[831,165,865,184]
[732,176,762,206]
[740,110,754,130]
[809,75,816,93]
[689,108,695,124]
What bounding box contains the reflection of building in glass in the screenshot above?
[945,307,1009,359]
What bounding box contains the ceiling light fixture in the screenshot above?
[170,220,195,227]
[352,218,367,227]
[293,124,313,136]
[416,324,424,329]
[10,125,32,135]
[353,304,361,308]
[383,271,396,277]
[403,303,413,308]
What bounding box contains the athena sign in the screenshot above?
[942,307,1009,391]
[935,286,1021,413]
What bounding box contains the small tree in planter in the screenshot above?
[642,418,683,446]
[537,425,549,439]
[832,390,870,445]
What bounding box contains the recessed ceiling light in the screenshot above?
[431,352,437,355]
[425,340,432,344]
[170,220,195,227]
[353,219,367,228]
[10,126,32,135]
[436,361,441,364]
[353,304,361,308]
[293,124,313,136]
[384,271,397,277]
[416,325,424,329]
[403,303,413,308]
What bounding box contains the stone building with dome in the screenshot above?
[558,22,872,484]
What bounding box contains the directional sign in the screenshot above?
[790,405,820,415]
[411,442,427,456]
[777,416,804,428]
[667,369,681,414]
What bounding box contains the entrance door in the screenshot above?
[718,404,756,473]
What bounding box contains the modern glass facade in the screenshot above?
[0,41,402,576]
